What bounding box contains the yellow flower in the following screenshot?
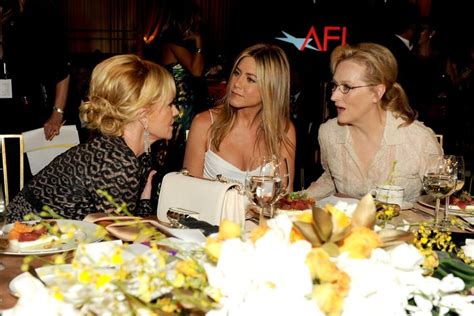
[205,237,222,262]
[326,204,351,233]
[290,226,305,243]
[51,287,64,301]
[158,297,178,313]
[171,273,185,288]
[218,220,241,240]
[95,274,112,288]
[79,270,92,284]
[311,283,344,316]
[339,226,382,259]
[249,225,269,243]
[306,248,339,282]
[53,255,66,265]
[422,249,439,274]
[176,259,198,277]
[295,211,313,224]
[111,247,123,265]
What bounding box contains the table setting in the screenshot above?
[1,186,474,315]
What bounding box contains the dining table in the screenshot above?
[0,200,473,312]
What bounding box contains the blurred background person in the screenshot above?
[7,54,178,222]
[143,0,210,204]
[0,0,70,138]
[305,43,442,203]
[0,0,71,198]
[183,43,296,189]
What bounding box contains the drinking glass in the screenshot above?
[443,156,465,226]
[0,181,6,273]
[245,156,289,226]
[422,154,457,229]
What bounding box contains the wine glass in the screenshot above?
[422,154,457,229]
[443,156,465,227]
[0,181,6,273]
[245,156,288,226]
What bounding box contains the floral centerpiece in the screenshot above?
[7,195,474,316]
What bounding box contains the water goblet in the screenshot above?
[0,183,6,273]
[245,156,287,226]
[422,154,457,229]
[443,156,465,227]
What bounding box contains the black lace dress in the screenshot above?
[7,136,153,222]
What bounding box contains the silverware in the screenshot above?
[166,207,199,228]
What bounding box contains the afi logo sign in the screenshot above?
[276,26,347,52]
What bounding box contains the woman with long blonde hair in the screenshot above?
[184,43,296,188]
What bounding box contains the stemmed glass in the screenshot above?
[422,154,457,229]
[0,181,6,273]
[245,156,289,226]
[443,156,465,227]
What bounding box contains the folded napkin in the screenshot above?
[83,213,166,242]
[83,213,206,243]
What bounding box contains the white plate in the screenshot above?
[9,264,73,297]
[316,195,359,208]
[0,220,104,255]
[417,195,474,212]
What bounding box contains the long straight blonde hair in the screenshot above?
[209,43,293,156]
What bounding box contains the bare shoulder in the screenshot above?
[191,110,212,129]
[192,106,223,127]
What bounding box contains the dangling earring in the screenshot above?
[143,122,150,154]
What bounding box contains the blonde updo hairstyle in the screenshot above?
[330,43,417,126]
[80,54,176,136]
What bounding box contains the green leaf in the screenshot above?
[293,221,322,247]
[321,242,340,257]
[312,206,333,242]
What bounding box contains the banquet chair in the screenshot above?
[436,134,443,149]
[0,134,24,206]
[22,125,80,176]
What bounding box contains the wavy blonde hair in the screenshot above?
[330,42,417,126]
[210,43,293,156]
[80,54,176,136]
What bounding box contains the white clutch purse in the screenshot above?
[156,171,246,227]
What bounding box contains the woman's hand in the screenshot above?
[43,112,64,140]
[141,170,157,200]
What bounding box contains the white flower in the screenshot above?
[439,274,465,293]
[461,239,474,260]
[439,293,474,316]
[205,215,320,315]
[388,244,424,271]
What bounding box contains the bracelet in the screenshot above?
[53,106,64,114]
[196,48,203,54]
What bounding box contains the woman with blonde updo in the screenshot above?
[7,54,178,222]
[305,43,442,203]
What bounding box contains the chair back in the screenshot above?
[436,134,443,149]
[22,125,80,176]
[0,134,24,206]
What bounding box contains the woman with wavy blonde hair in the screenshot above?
[305,43,441,203]
[7,54,178,222]
[184,43,296,188]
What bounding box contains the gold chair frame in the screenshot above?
[0,134,24,206]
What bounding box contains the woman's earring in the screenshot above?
[144,123,150,154]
